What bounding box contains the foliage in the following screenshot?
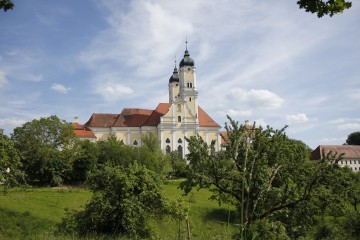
[11,116,76,186]
[70,140,99,184]
[297,0,352,17]
[0,129,24,193]
[346,131,360,145]
[96,132,171,176]
[168,151,188,178]
[59,163,169,238]
[0,0,13,12]
[180,116,345,239]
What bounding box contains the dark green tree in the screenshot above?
[181,116,343,239]
[0,129,24,192]
[0,0,13,12]
[297,0,352,17]
[11,115,76,186]
[59,163,169,238]
[346,131,360,145]
[70,139,99,184]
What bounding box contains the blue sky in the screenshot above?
[0,0,359,149]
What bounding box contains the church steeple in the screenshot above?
[168,56,180,103]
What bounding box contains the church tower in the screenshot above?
[168,60,179,103]
[178,43,199,126]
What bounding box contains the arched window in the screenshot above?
[133,140,138,146]
[178,145,183,155]
[166,138,170,144]
[178,116,181,122]
[177,104,181,112]
[166,145,171,154]
[178,138,182,143]
[189,97,192,102]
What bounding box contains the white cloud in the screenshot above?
[226,109,252,117]
[329,118,360,130]
[96,84,134,101]
[0,71,8,89]
[51,83,71,94]
[349,89,360,100]
[338,123,360,130]
[228,88,284,109]
[254,118,268,128]
[286,113,309,123]
[0,118,26,129]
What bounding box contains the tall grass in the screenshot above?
[0,182,238,239]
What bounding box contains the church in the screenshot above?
[72,46,222,157]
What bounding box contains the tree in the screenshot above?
[0,0,13,12]
[11,115,76,186]
[297,0,352,17]
[59,163,169,238]
[0,129,24,192]
[181,116,343,239]
[346,131,360,145]
[69,139,99,184]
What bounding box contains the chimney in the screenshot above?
[74,116,78,123]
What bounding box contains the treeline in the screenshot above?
[2,115,360,239]
[1,115,186,188]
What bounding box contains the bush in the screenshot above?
[59,163,169,238]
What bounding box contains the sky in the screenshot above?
[0,0,359,149]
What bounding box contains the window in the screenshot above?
[356,167,358,171]
[350,160,352,164]
[341,161,343,165]
[178,145,183,155]
[187,83,190,88]
[133,140,138,146]
[166,138,170,144]
[346,161,348,164]
[177,104,181,112]
[178,138,182,143]
[189,97,192,102]
[166,145,171,154]
[178,116,181,122]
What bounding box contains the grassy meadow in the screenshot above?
[0,181,238,239]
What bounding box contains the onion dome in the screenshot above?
[179,49,195,68]
[169,66,179,83]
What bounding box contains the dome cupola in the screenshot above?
[169,66,179,83]
[179,49,195,68]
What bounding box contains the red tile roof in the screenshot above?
[144,103,171,126]
[82,104,220,129]
[85,113,118,128]
[72,123,96,139]
[113,108,153,127]
[198,106,221,127]
[311,145,360,160]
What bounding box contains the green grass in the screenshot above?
[0,182,238,239]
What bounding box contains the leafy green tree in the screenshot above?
[11,115,76,186]
[69,139,99,184]
[0,129,24,192]
[59,163,169,238]
[168,151,188,178]
[0,0,13,12]
[181,116,343,239]
[297,0,352,17]
[346,131,360,145]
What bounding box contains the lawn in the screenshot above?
[0,181,238,239]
